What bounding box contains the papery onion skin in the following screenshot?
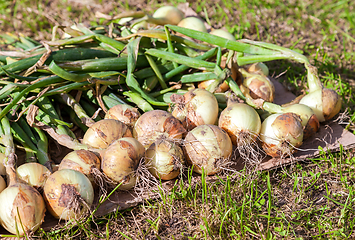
[82,119,132,149]
[299,88,342,122]
[58,150,101,185]
[0,183,46,235]
[16,162,51,189]
[152,6,184,25]
[101,137,145,190]
[183,124,233,175]
[177,17,208,32]
[0,175,6,193]
[260,113,304,158]
[133,110,186,148]
[218,103,261,146]
[241,73,275,102]
[104,104,141,128]
[145,140,185,180]
[171,88,219,131]
[43,169,94,220]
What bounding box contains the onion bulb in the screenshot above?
[152,6,184,25]
[171,88,219,131]
[104,104,141,128]
[101,137,145,190]
[145,140,185,180]
[133,110,186,148]
[260,113,304,158]
[43,169,94,220]
[177,17,207,32]
[16,162,51,189]
[0,175,5,193]
[218,103,261,146]
[58,150,101,186]
[82,119,132,149]
[299,88,342,122]
[244,62,269,76]
[183,124,233,175]
[210,29,236,41]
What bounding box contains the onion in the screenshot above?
[0,175,5,193]
[82,119,132,149]
[244,62,269,76]
[177,17,207,33]
[145,140,185,180]
[43,169,94,220]
[16,162,51,189]
[260,113,304,158]
[299,88,342,122]
[171,88,219,131]
[218,103,261,146]
[101,137,145,190]
[183,124,233,175]
[197,79,230,93]
[210,29,236,41]
[58,150,101,186]
[152,6,184,25]
[104,104,141,128]
[133,110,186,148]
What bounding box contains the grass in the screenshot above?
[0,0,355,239]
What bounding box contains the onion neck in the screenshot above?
[305,64,323,93]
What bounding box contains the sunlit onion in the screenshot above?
[183,124,233,175]
[16,162,51,189]
[104,104,141,128]
[177,17,207,32]
[171,88,219,131]
[58,150,101,185]
[133,110,186,148]
[101,137,145,190]
[82,119,132,149]
[244,62,269,76]
[240,69,275,102]
[43,169,94,220]
[260,113,304,158]
[152,6,184,25]
[145,140,185,180]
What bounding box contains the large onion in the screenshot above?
[260,113,304,158]
[218,103,261,146]
[101,137,145,190]
[183,124,233,175]
[82,119,132,149]
[104,104,141,129]
[145,140,185,180]
[43,169,94,220]
[171,88,219,131]
[58,150,101,185]
[133,110,186,148]
[16,162,51,189]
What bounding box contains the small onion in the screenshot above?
[133,110,186,148]
[16,162,51,189]
[245,62,269,76]
[299,88,342,122]
[58,150,101,185]
[177,17,207,32]
[218,103,261,146]
[210,29,236,41]
[240,70,275,102]
[171,88,219,131]
[260,113,304,158]
[101,137,145,190]
[0,182,46,235]
[145,140,185,180]
[104,104,141,128]
[82,119,132,149]
[183,124,233,175]
[0,175,5,193]
[43,169,94,220]
[152,6,184,25]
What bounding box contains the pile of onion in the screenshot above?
[183,124,233,175]
[133,109,186,148]
[145,139,185,180]
[101,137,145,190]
[171,88,219,131]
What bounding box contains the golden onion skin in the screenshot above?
[82,119,132,149]
[260,113,304,158]
[183,125,233,175]
[0,183,46,235]
[133,110,186,148]
[101,137,145,190]
[241,73,275,102]
[104,104,141,128]
[145,140,185,180]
